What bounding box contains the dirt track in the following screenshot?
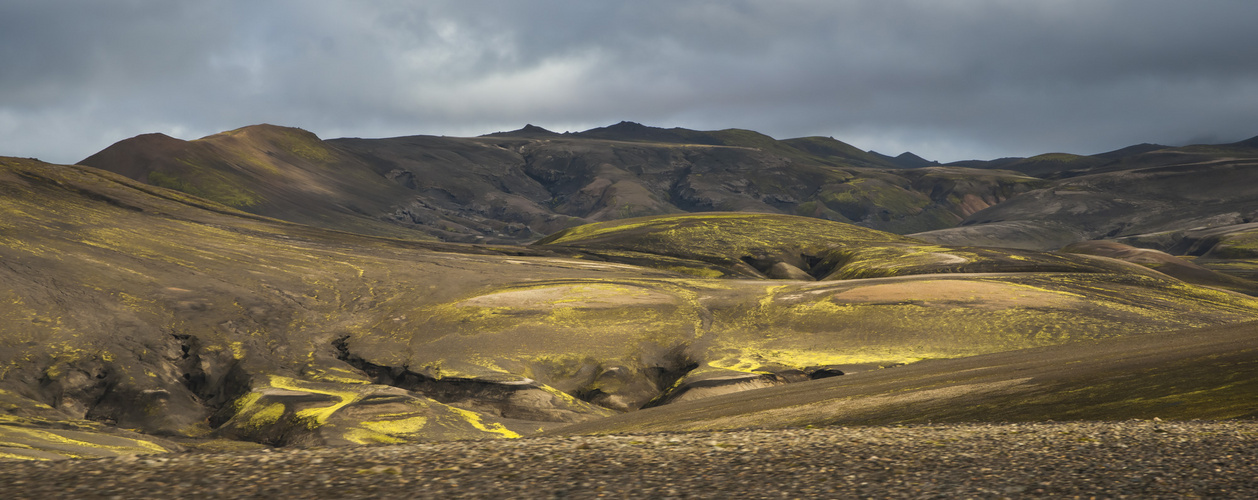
[3,420,1255,499]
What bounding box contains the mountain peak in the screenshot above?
[575,122,725,145]
[1093,142,1169,160]
[607,120,648,130]
[867,150,938,169]
[77,132,189,170]
[129,132,188,147]
[481,124,562,138]
[208,123,321,141]
[895,151,938,167]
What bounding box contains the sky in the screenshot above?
[2,0,1257,165]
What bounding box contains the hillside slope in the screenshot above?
[551,321,1258,435]
[78,125,425,240]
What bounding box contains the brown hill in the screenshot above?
[79,124,424,240]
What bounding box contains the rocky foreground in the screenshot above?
[3,420,1255,499]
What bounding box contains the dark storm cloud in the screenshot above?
[2,0,1257,164]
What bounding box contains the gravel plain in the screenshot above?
[2,420,1255,499]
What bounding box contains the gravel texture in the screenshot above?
[2,420,1255,499]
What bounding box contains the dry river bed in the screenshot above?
[2,420,1255,499]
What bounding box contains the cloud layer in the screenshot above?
[3,0,1257,164]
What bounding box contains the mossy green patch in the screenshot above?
[1209,229,1258,259]
[443,407,521,439]
[815,178,930,221]
[147,162,261,208]
[0,418,174,460]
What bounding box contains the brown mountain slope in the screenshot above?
[78,124,425,240]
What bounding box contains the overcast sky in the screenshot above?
[3,0,1257,164]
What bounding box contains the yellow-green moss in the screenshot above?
[443,407,521,439]
[246,403,287,429]
[267,375,362,427]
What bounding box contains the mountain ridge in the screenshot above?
[77,122,1258,262]
[79,122,1050,243]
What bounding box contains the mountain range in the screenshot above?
[77,122,1045,242]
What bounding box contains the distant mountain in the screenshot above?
[868,150,939,169]
[943,143,1169,179]
[911,139,1258,263]
[480,124,564,139]
[77,121,1258,269]
[945,153,1109,178]
[573,122,899,168]
[1228,134,1258,149]
[946,157,1024,170]
[767,135,901,169]
[572,121,727,145]
[81,122,1043,242]
[1093,142,1169,160]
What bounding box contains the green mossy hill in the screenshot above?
[535,212,913,249]
[535,213,1151,280]
[1194,227,1258,282]
[1205,227,1258,259]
